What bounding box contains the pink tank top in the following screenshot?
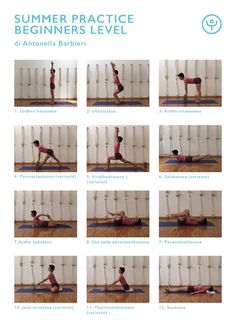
[113,74,121,86]
[119,274,128,286]
[38,145,48,153]
[176,154,185,162]
[48,273,58,285]
[50,74,55,83]
[33,216,42,226]
[114,143,120,154]
[184,77,195,84]
[194,285,205,292]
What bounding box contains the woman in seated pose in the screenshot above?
[171,149,211,162]
[165,285,215,294]
[171,209,208,225]
[105,267,133,292]
[31,210,56,227]
[107,211,142,226]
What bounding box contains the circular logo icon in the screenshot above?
[202,14,222,34]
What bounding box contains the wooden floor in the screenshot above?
[15,284,77,303]
[87,98,149,107]
[159,217,221,237]
[159,96,222,107]
[87,163,149,172]
[14,163,77,172]
[87,218,149,237]
[87,285,149,303]
[14,99,77,107]
[159,157,222,172]
[15,221,77,238]
[159,286,222,303]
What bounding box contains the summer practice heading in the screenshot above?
[15,14,134,35]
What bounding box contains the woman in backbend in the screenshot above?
[171,149,211,163]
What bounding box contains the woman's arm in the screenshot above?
[36,277,49,285]
[115,127,119,143]
[37,213,49,218]
[107,278,120,287]
[110,62,116,73]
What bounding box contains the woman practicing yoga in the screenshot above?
[106,127,136,170]
[171,149,211,162]
[177,72,202,103]
[111,62,124,104]
[105,267,133,292]
[35,264,62,293]
[165,285,215,294]
[171,209,208,225]
[31,210,56,227]
[107,211,142,226]
[50,61,55,104]
[33,140,61,168]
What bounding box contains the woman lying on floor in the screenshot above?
[171,209,208,225]
[165,285,215,294]
[171,150,211,162]
[107,211,142,225]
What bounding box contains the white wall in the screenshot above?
[159,125,221,155]
[159,191,221,217]
[87,60,149,98]
[15,60,77,99]
[15,191,77,221]
[87,256,149,285]
[159,256,221,286]
[87,126,149,164]
[14,256,77,284]
[14,126,77,163]
[159,60,222,96]
[87,191,149,219]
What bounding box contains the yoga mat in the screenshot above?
[159,221,215,227]
[89,288,144,294]
[163,289,221,294]
[16,288,74,293]
[162,99,218,105]
[93,101,143,106]
[164,159,217,164]
[18,224,72,229]
[88,222,148,227]
[18,166,71,171]
[31,101,73,105]
[91,166,145,171]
